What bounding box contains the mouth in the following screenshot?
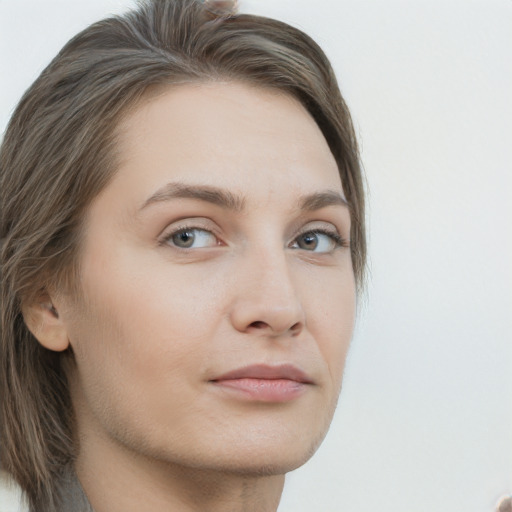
[209,364,314,403]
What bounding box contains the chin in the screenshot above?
[185,448,319,479]
[168,424,330,478]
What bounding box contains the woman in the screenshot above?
[0,0,366,511]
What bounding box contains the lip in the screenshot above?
[210,364,314,402]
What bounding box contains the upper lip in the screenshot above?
[211,364,314,384]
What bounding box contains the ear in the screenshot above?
[22,295,70,352]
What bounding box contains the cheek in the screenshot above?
[69,251,228,382]
[303,266,356,384]
[65,250,243,451]
[64,271,219,440]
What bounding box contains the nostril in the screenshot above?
[290,322,302,335]
[245,320,303,335]
[249,321,267,330]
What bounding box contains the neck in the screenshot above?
[75,434,285,512]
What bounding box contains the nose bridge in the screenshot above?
[230,241,305,336]
[255,246,298,306]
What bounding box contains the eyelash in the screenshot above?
[161,225,348,253]
[160,224,220,249]
[299,228,348,249]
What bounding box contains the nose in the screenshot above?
[229,250,305,338]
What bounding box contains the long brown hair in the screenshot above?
[0,1,366,510]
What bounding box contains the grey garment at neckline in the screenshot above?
[53,467,95,512]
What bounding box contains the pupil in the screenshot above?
[301,233,318,249]
[173,230,195,247]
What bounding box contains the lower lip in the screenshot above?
[211,378,308,402]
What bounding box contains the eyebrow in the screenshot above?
[298,190,349,211]
[140,182,245,212]
[139,182,348,213]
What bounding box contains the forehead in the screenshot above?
[107,81,343,210]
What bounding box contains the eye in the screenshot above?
[165,227,218,249]
[291,229,345,253]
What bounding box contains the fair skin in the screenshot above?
[27,82,355,512]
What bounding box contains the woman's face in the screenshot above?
[60,82,356,475]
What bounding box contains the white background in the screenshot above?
[1,1,511,511]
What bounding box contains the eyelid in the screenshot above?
[306,228,347,245]
[157,218,349,251]
[289,220,350,253]
[293,220,345,240]
[158,218,223,247]
[292,229,347,250]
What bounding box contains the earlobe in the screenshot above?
[22,300,70,352]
